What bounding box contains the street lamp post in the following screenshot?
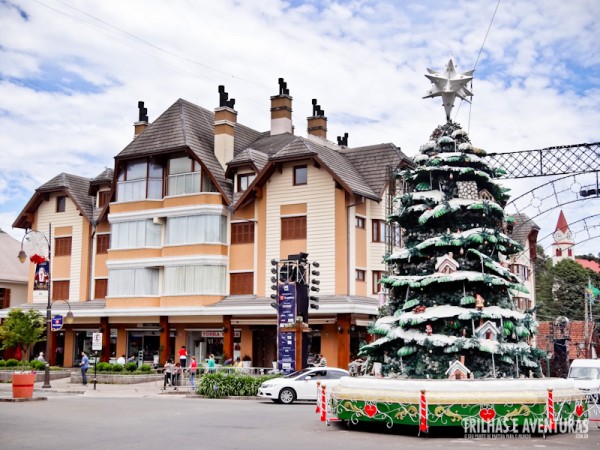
[17,224,74,388]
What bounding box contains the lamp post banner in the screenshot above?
[33,261,49,301]
[51,315,63,331]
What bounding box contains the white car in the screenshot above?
[258,367,349,404]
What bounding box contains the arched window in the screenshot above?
[556,248,562,257]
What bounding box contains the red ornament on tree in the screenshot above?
[425,324,432,335]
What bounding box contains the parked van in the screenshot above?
[567,359,600,391]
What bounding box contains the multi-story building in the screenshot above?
[507,213,540,312]
[4,80,412,369]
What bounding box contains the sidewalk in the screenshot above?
[0,375,192,399]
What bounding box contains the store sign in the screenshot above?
[137,323,160,328]
[202,331,223,337]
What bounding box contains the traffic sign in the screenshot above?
[51,315,63,331]
[92,332,103,351]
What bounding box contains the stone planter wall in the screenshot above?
[70,373,163,384]
[0,370,71,383]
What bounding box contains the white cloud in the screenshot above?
[0,0,599,254]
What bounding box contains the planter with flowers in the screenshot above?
[0,309,46,398]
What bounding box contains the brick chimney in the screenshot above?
[134,101,149,137]
[307,99,327,141]
[270,78,293,136]
[214,85,237,170]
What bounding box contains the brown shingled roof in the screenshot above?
[341,143,413,197]
[115,99,263,203]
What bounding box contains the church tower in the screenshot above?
[552,210,574,264]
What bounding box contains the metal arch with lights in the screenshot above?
[17,224,74,389]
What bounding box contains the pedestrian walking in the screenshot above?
[80,351,90,385]
[173,362,182,390]
[206,354,216,373]
[163,359,174,390]
[188,356,198,389]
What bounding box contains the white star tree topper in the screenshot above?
[423,59,474,121]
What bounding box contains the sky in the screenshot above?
[1,0,599,257]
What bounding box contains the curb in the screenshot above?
[0,397,48,402]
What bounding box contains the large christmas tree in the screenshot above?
[361,60,544,379]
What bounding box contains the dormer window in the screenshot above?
[237,173,255,192]
[294,165,307,185]
[98,190,111,208]
[56,196,66,213]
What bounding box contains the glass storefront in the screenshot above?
[186,329,240,365]
[127,329,162,366]
[73,330,94,365]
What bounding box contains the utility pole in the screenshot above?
[584,291,589,358]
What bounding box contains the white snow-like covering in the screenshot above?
[335,377,580,392]
[410,190,444,202]
[385,270,516,288]
[458,142,474,151]
[429,151,481,164]
[387,228,516,261]
[389,328,459,346]
[414,154,429,164]
[388,248,410,259]
[404,204,428,213]
[479,306,526,320]
[451,129,467,138]
[394,305,526,325]
[413,165,493,183]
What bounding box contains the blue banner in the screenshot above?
[277,283,296,374]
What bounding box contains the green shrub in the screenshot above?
[197,373,280,398]
[112,364,124,372]
[5,359,19,367]
[0,359,6,367]
[124,362,137,372]
[96,362,112,372]
[29,360,46,370]
[139,364,151,373]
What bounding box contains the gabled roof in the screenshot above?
[226,148,270,177]
[13,173,94,229]
[89,168,114,195]
[510,213,540,247]
[234,135,409,209]
[115,99,263,203]
[341,143,412,196]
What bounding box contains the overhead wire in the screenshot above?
[461,0,501,134]
[36,0,260,86]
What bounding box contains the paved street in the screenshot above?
[1,379,599,449]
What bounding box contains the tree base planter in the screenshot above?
[12,373,36,399]
[330,377,589,435]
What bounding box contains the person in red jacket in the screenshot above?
[178,345,187,368]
